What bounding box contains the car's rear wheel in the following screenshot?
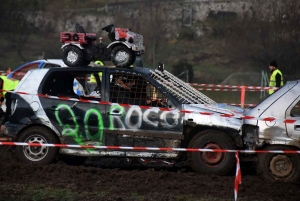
[257,145,300,183]
[16,126,59,165]
[62,45,85,67]
[111,45,135,67]
[187,130,236,175]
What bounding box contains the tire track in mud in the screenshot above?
[0,147,300,201]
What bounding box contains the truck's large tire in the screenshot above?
[16,126,59,165]
[257,145,300,183]
[62,45,85,67]
[187,130,236,175]
[111,45,135,67]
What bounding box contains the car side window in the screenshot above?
[75,71,102,99]
[290,101,300,117]
[109,72,168,107]
[42,71,102,100]
[12,63,40,80]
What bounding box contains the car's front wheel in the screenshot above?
[187,130,236,175]
[62,45,85,67]
[16,126,59,165]
[111,45,135,67]
[257,145,300,183]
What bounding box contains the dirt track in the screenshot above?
[0,145,300,201]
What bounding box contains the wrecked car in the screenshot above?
[242,80,300,183]
[3,64,245,175]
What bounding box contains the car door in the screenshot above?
[40,69,106,145]
[104,68,183,148]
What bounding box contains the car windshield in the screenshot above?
[150,69,216,105]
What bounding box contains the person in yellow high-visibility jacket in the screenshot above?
[0,75,19,131]
[90,60,104,83]
[268,60,283,95]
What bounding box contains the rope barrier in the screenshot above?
[2,89,299,124]
[196,87,270,92]
[189,83,278,90]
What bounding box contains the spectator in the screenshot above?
[268,60,283,95]
[0,75,19,131]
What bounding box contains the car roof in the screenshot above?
[7,59,67,78]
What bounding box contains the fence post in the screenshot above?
[260,70,269,99]
[240,86,245,108]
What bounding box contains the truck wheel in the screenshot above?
[111,45,135,67]
[62,45,85,67]
[187,130,236,175]
[258,145,300,183]
[16,126,59,165]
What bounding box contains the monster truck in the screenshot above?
[60,23,144,67]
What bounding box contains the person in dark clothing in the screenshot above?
[268,60,283,95]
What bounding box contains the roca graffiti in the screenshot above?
[54,104,182,145]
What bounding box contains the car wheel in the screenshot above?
[111,45,135,67]
[62,45,85,67]
[257,145,300,183]
[16,126,59,165]
[187,130,236,175]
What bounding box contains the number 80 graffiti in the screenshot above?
[55,104,104,145]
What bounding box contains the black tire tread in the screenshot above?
[111,45,134,67]
[16,126,59,165]
[257,145,300,183]
[187,129,236,175]
[62,45,85,67]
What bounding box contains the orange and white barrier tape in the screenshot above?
[189,83,278,90]
[196,87,271,92]
[2,89,300,125]
[235,151,241,201]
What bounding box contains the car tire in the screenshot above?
[16,126,59,165]
[187,129,236,175]
[257,145,300,183]
[111,45,135,67]
[62,45,85,67]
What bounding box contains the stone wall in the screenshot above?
[28,0,255,35]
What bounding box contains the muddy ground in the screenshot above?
[0,146,300,201]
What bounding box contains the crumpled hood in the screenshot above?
[182,103,244,130]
